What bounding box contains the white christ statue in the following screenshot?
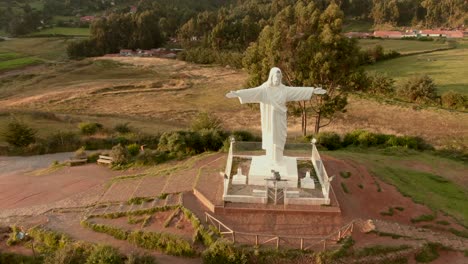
[226,67,326,165]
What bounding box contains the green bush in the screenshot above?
[114,123,132,134]
[79,122,103,135]
[316,132,342,150]
[2,120,37,147]
[414,243,440,263]
[81,221,129,240]
[397,75,438,103]
[202,239,247,264]
[44,243,91,264]
[0,252,43,264]
[28,227,71,254]
[110,144,129,165]
[342,129,365,147]
[368,73,395,95]
[45,131,81,153]
[191,112,223,132]
[411,214,435,223]
[124,253,156,264]
[441,90,467,110]
[357,131,379,147]
[127,143,140,156]
[341,182,349,194]
[127,230,195,256]
[85,245,123,264]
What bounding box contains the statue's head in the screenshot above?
[268,67,282,87]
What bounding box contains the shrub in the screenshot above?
[0,252,43,264]
[28,227,71,254]
[380,207,395,216]
[441,91,467,110]
[85,245,123,264]
[127,143,140,156]
[81,221,129,241]
[45,131,81,153]
[340,171,351,179]
[397,75,438,103]
[191,112,223,131]
[127,230,195,256]
[411,214,435,223]
[114,123,132,134]
[414,243,440,263]
[79,122,103,135]
[316,132,341,150]
[2,120,37,147]
[368,73,395,95]
[135,150,159,165]
[357,131,379,147]
[342,129,365,147]
[198,128,225,151]
[202,239,247,264]
[341,182,349,194]
[44,244,91,264]
[124,253,156,264]
[74,146,87,159]
[110,144,129,165]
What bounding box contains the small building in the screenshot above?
[419,30,447,38]
[80,16,95,23]
[119,49,134,56]
[443,30,464,38]
[373,31,403,38]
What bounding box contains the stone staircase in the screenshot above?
[86,193,183,217]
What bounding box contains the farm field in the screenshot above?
[0,37,78,61]
[31,27,90,36]
[365,47,468,94]
[358,39,450,54]
[0,54,42,72]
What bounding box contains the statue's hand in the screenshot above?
[226,91,238,98]
[313,88,327,95]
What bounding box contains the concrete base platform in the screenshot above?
[248,155,298,188]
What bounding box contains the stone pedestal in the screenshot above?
[301,171,315,189]
[248,155,298,188]
[232,168,247,185]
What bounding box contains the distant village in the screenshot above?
[345,29,466,39]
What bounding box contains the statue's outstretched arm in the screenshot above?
[226,86,264,104]
[286,86,327,102]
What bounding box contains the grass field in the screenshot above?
[327,149,468,226]
[364,48,468,94]
[0,56,42,72]
[31,27,90,36]
[0,111,179,147]
[358,39,449,54]
[0,38,77,61]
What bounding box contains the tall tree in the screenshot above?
[243,1,365,135]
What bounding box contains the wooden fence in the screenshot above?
[205,212,357,250]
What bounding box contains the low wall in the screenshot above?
[193,189,215,213]
[285,197,330,206]
[223,195,267,204]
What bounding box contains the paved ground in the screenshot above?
[0,152,74,174]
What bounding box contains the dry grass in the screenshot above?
[0,56,466,150]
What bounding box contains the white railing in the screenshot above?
[311,141,330,200]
